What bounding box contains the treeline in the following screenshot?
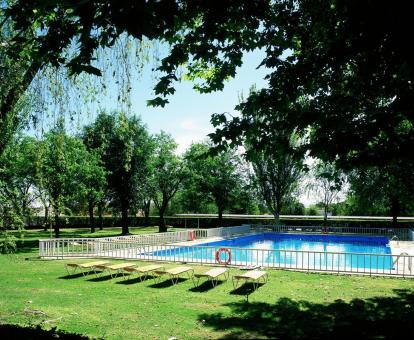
[1,111,414,241]
[0,111,304,238]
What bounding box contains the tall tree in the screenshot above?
[184,142,241,227]
[250,148,303,225]
[210,1,414,171]
[346,164,414,226]
[0,135,38,223]
[307,161,346,222]
[77,149,107,233]
[150,132,185,233]
[83,112,152,235]
[0,135,36,252]
[37,121,93,237]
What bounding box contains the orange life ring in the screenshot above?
[190,231,196,241]
[215,248,231,265]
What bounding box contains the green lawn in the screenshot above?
[1,229,414,339]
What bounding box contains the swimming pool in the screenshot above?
[150,233,393,270]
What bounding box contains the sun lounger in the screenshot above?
[154,266,194,285]
[232,270,268,290]
[122,264,165,281]
[93,262,137,278]
[193,267,229,287]
[65,261,110,275]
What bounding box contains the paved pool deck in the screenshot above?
[390,241,414,256]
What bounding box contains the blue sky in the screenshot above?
[86,49,269,154]
[132,50,268,153]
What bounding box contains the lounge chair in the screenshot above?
[65,261,110,276]
[93,262,137,278]
[232,270,268,290]
[154,266,194,285]
[193,267,229,287]
[122,264,165,281]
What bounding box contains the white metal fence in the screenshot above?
[39,226,250,257]
[39,238,414,277]
[39,225,414,277]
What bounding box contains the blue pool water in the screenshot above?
[151,233,393,270]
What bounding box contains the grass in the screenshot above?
[1,228,414,339]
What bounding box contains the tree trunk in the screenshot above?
[53,208,60,238]
[158,204,167,233]
[121,208,129,235]
[273,213,280,226]
[274,198,282,226]
[218,208,224,228]
[43,205,49,232]
[390,196,399,228]
[143,200,150,228]
[88,200,95,233]
[97,201,104,230]
[323,204,328,224]
[121,202,129,235]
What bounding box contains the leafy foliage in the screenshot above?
[307,161,346,221]
[250,148,304,224]
[210,1,414,171]
[149,132,185,232]
[184,142,243,227]
[345,165,414,223]
[37,120,107,237]
[83,112,153,235]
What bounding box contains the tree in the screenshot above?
[2,1,268,154]
[77,149,107,233]
[0,136,35,253]
[83,112,152,235]
[0,4,37,154]
[0,135,38,224]
[184,142,241,227]
[3,1,414,228]
[4,1,414,169]
[250,147,303,225]
[150,132,185,232]
[307,161,346,223]
[38,121,94,237]
[346,165,414,226]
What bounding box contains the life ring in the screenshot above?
[215,248,231,265]
[189,231,196,241]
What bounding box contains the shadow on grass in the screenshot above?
[116,275,156,285]
[86,274,115,282]
[58,273,86,280]
[15,240,40,253]
[0,324,88,339]
[148,277,188,288]
[189,280,225,293]
[198,289,414,339]
[229,282,265,296]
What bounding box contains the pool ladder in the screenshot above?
[393,252,412,273]
[390,235,399,245]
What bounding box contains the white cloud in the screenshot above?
[179,119,199,130]
[173,117,213,154]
